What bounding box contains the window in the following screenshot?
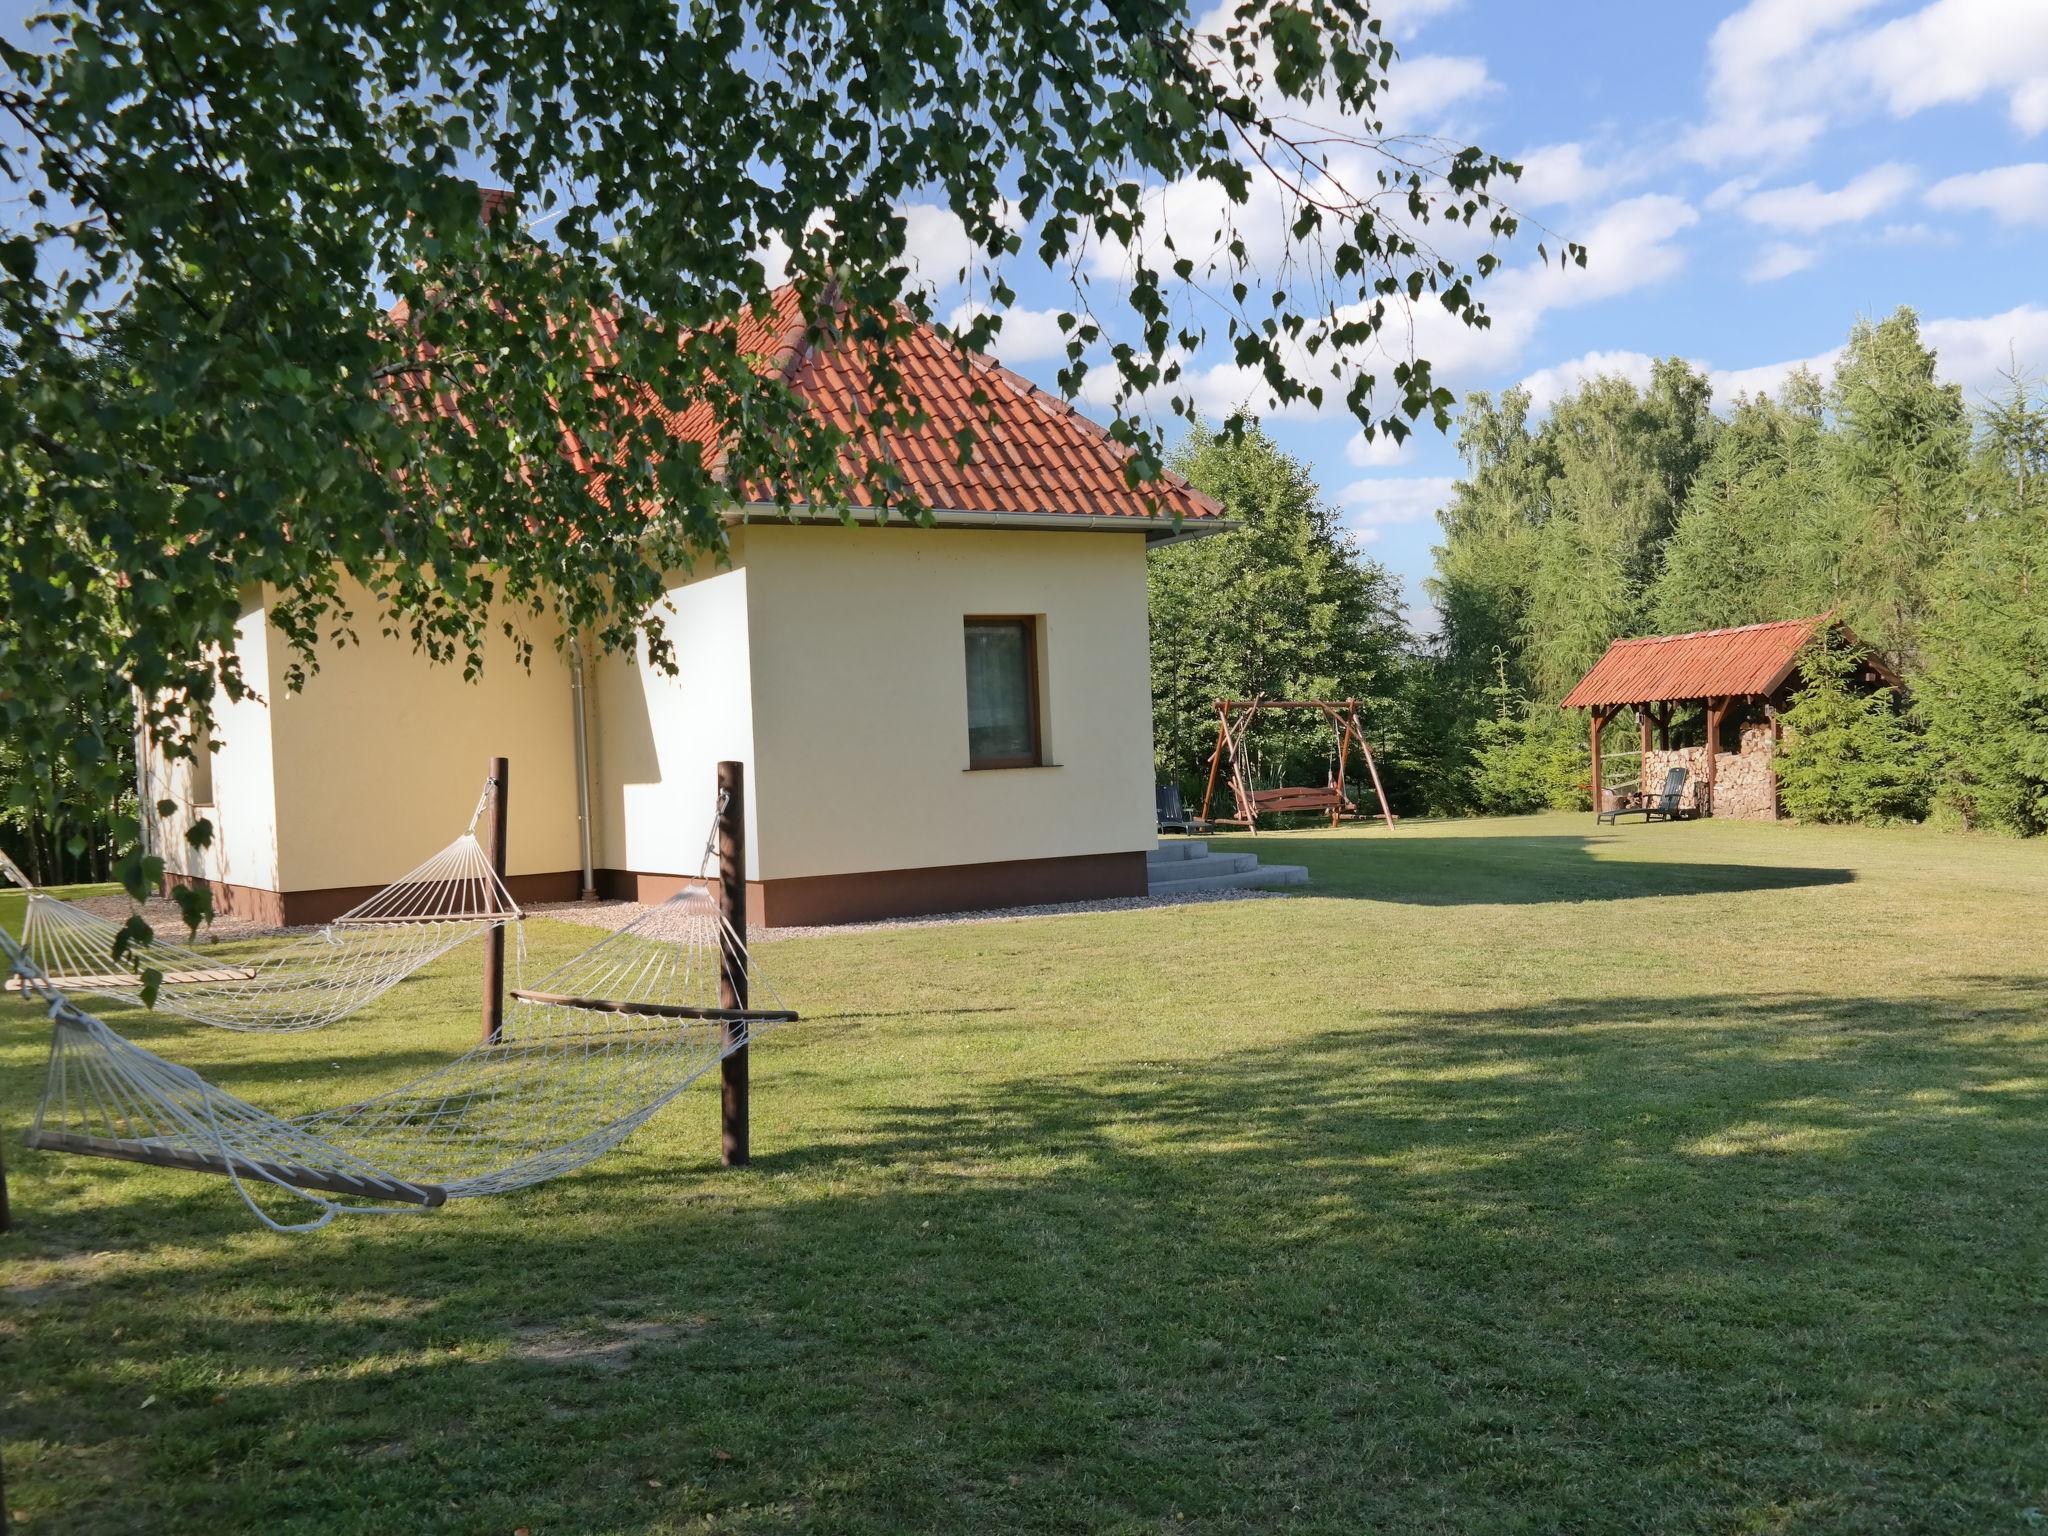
[187,723,215,808]
[964,618,1041,769]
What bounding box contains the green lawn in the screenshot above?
[4,814,2046,1534]
[0,881,119,940]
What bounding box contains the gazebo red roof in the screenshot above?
[1561,616,1834,710]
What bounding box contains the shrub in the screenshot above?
[1776,639,1927,824]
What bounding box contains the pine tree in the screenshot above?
[1918,371,2048,833]
[1776,635,1927,824]
[1650,371,1825,633]
[1805,310,1972,670]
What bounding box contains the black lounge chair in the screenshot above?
[1157,783,1201,834]
[1599,766,1689,825]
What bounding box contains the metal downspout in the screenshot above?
[569,639,597,900]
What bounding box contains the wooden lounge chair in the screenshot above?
[1599,766,1689,825]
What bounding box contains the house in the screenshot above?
[144,286,1229,927]
[1561,615,1903,820]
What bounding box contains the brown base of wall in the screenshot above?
[599,849,1149,928]
[163,870,585,928]
[165,851,1147,930]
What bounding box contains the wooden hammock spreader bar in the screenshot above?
[4,966,258,992]
[509,988,801,1025]
[23,1129,449,1208]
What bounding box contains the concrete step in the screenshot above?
[1149,851,1258,881]
[1147,839,1209,865]
[1148,860,1310,896]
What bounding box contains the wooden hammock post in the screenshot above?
[480,756,509,1044]
[716,759,749,1168]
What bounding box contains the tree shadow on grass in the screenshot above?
[4,979,2045,1534]
[1211,830,1855,906]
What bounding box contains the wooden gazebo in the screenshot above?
[1561,615,1900,819]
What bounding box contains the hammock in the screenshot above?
[7,871,793,1233]
[0,784,521,1032]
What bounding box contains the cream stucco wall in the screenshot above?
[588,541,761,881]
[149,591,283,892]
[736,523,1156,880]
[159,580,583,895]
[157,522,1157,900]
[263,581,581,890]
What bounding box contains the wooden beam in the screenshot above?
[1198,699,1231,826]
[24,1129,448,1207]
[1330,699,1354,828]
[510,989,799,1025]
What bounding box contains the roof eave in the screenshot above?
[726,502,1238,543]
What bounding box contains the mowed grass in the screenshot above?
[3,814,2046,1534]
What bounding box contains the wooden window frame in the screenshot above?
[963,616,1043,771]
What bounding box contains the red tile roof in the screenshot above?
[654,285,1225,526]
[1561,616,1834,709]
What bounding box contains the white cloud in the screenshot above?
[1338,476,1459,543]
[1741,164,1915,231]
[1704,303,2048,407]
[1513,143,1620,209]
[1689,0,2048,166]
[1848,0,2048,134]
[1925,163,2048,227]
[946,301,1073,361]
[1375,0,1463,36]
[1922,304,2048,400]
[1746,242,1818,282]
[1080,192,1696,426]
[899,201,1019,291]
[1688,0,1882,164]
[1345,428,1418,468]
[1517,350,1663,411]
[1381,54,1497,130]
[1876,221,1956,246]
[1707,348,1841,403]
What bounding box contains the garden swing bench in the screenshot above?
[1,763,797,1233]
[1198,696,1397,833]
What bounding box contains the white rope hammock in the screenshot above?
[0,783,521,1032]
[5,805,793,1232]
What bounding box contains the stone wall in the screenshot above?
[1635,720,1778,820]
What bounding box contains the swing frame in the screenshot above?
[1198,696,1397,833]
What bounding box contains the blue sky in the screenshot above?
[938,0,2048,627]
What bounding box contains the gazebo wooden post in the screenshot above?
[1703,698,1725,815]
[1589,708,1609,816]
[1657,703,1672,751]
[479,756,509,1044]
[716,759,749,1168]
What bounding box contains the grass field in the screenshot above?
[3,813,2046,1534]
